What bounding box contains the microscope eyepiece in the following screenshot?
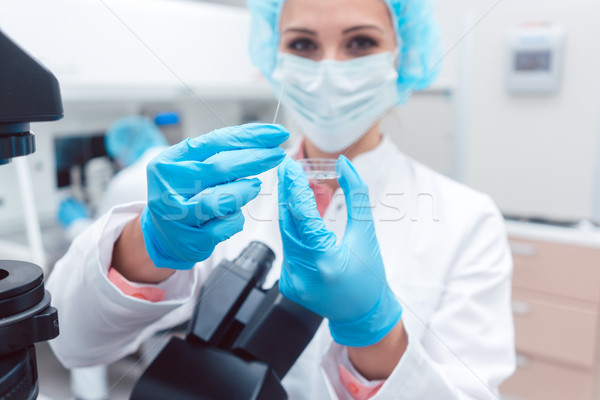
[234,241,275,284]
[0,29,63,164]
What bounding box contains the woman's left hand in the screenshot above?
[278,156,402,347]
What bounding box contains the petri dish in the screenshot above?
[297,158,340,181]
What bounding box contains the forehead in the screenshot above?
[279,0,393,30]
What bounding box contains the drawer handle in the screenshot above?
[511,301,532,315]
[509,241,537,257]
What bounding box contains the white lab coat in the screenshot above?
[47,136,515,400]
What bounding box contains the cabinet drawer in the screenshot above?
[512,289,599,368]
[500,354,595,400]
[510,238,600,302]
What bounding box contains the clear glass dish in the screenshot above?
[297,158,340,181]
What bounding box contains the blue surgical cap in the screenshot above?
[105,117,167,167]
[247,0,442,101]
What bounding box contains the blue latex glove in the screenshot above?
[57,198,89,228]
[278,156,402,347]
[142,123,289,270]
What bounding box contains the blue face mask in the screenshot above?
[271,51,400,153]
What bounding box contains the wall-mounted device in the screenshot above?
[506,23,566,94]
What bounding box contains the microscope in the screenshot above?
[0,29,62,399]
[0,29,323,400]
[131,242,323,400]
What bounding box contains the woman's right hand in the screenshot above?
[140,123,289,270]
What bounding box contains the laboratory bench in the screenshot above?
[501,220,600,400]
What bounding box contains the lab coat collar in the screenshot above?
[349,135,403,188]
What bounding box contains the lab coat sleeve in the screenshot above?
[47,202,203,369]
[321,196,516,399]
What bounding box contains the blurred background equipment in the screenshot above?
[0,0,280,247]
[55,116,170,240]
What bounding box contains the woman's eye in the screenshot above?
[288,38,318,53]
[347,36,378,51]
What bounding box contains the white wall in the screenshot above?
[389,0,600,222]
[382,91,455,177]
[456,0,600,221]
[381,0,506,180]
[0,0,271,100]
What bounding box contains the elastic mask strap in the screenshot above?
[391,48,400,66]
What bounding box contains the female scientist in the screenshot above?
[47,0,516,399]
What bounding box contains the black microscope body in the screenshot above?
[131,242,323,400]
[0,29,62,400]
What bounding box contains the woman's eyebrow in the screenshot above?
[282,27,317,36]
[342,25,384,34]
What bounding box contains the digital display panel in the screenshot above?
[514,50,551,72]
